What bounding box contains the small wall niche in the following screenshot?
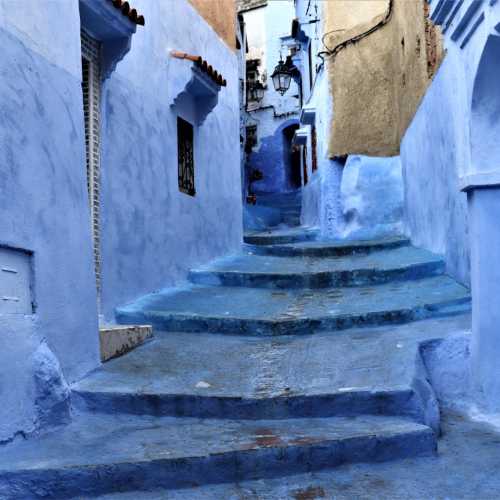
[0,247,34,315]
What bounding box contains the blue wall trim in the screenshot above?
[460,12,485,48]
[451,0,483,41]
[443,0,465,34]
[435,0,457,25]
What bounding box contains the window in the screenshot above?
[177,117,195,196]
[302,145,308,185]
[81,29,102,296]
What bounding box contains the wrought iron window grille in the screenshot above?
[177,117,195,196]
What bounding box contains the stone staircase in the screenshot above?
[252,190,303,228]
[0,227,471,499]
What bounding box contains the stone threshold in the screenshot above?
[99,325,153,362]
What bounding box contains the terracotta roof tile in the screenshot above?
[109,0,145,26]
[171,51,227,87]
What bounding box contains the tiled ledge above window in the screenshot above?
[169,52,227,126]
[79,0,145,79]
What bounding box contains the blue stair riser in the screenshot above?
[246,239,410,257]
[0,429,436,499]
[282,217,301,225]
[244,232,317,245]
[188,261,446,289]
[116,298,471,337]
[72,388,428,422]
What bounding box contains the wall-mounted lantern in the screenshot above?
[247,81,265,102]
[271,58,292,96]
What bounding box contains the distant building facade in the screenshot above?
[238,0,303,197]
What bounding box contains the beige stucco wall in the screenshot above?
[324,0,387,35]
[189,0,237,49]
[325,0,442,157]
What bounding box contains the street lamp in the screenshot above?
[271,57,292,96]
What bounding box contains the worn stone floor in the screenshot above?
[73,316,469,423]
[0,194,482,498]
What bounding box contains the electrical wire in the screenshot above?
[317,0,393,63]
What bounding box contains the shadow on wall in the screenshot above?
[248,118,300,194]
[467,33,500,412]
[470,34,500,175]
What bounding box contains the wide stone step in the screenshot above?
[247,236,411,257]
[74,316,473,424]
[244,227,318,245]
[189,246,445,289]
[116,276,470,336]
[0,413,435,499]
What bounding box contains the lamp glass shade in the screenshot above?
[271,59,292,96]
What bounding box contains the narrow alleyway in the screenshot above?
[4,0,500,497]
[0,194,472,498]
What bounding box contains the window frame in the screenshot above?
[177,116,196,196]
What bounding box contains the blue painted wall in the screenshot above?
[249,119,299,193]
[0,1,99,443]
[0,0,242,442]
[99,0,242,319]
[401,48,471,286]
[401,0,500,410]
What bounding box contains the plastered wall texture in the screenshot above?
[189,0,237,49]
[325,0,443,157]
[0,0,241,443]
[0,1,100,443]
[340,155,404,240]
[296,0,343,238]
[401,0,500,410]
[99,0,242,320]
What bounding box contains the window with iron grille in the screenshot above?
[81,29,103,296]
[177,117,195,196]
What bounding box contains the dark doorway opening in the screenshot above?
[282,124,301,190]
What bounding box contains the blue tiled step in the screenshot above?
[74,317,473,423]
[189,246,445,289]
[244,227,318,245]
[0,413,435,499]
[116,276,470,336]
[247,236,410,257]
